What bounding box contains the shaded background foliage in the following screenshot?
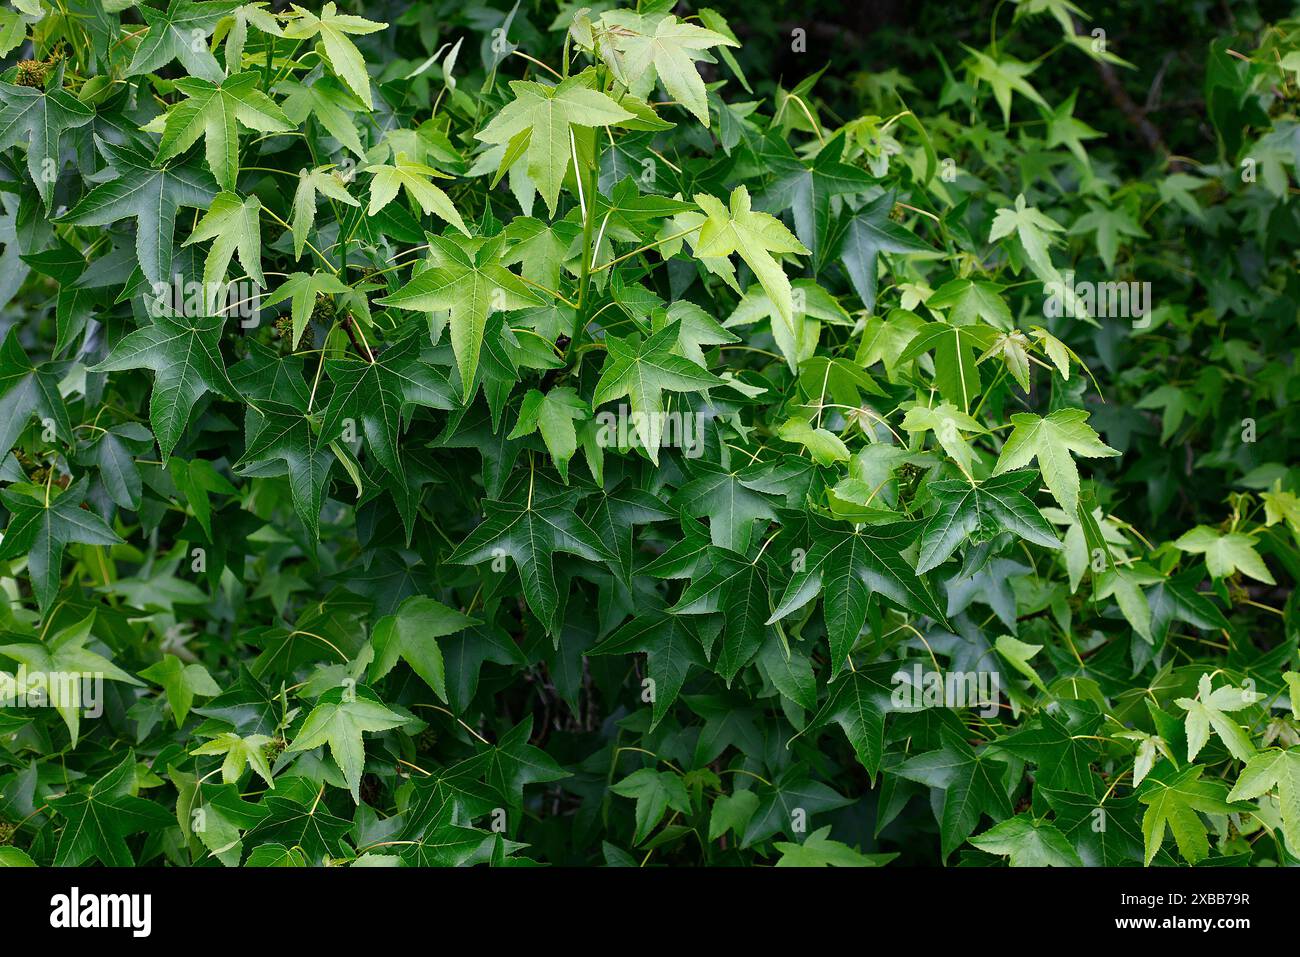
[0,0,1297,868]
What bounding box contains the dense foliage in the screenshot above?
[0,0,1297,868]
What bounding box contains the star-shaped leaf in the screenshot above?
[475,74,634,216]
[992,408,1119,515]
[125,0,240,83]
[90,312,236,461]
[155,71,291,191]
[318,334,454,486]
[963,46,1048,124]
[895,729,1015,859]
[917,470,1061,574]
[592,321,722,466]
[760,132,873,267]
[378,234,543,401]
[192,732,275,787]
[282,2,387,109]
[1138,764,1249,865]
[182,190,265,295]
[1227,748,1300,853]
[508,387,588,482]
[290,166,359,260]
[993,710,1099,794]
[48,752,175,866]
[670,460,778,554]
[834,191,935,311]
[285,686,407,801]
[670,547,772,682]
[367,154,468,235]
[261,270,350,349]
[0,78,94,207]
[369,596,478,702]
[1041,90,1103,166]
[0,327,72,459]
[449,488,614,634]
[1175,673,1261,762]
[591,609,706,729]
[0,611,139,742]
[970,813,1083,866]
[611,767,692,845]
[1173,526,1276,584]
[0,480,124,613]
[804,663,912,778]
[989,192,1065,280]
[58,138,217,285]
[695,185,809,331]
[602,11,737,126]
[768,516,948,677]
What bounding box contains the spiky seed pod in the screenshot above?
[15,60,48,88]
[262,737,286,763]
[310,293,337,325]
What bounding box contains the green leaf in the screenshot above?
[0,481,124,613]
[592,321,722,466]
[476,74,635,216]
[155,71,291,191]
[369,596,478,701]
[317,335,453,489]
[140,654,222,726]
[182,190,265,294]
[836,191,935,312]
[897,321,998,412]
[89,312,236,461]
[769,516,948,677]
[695,185,809,332]
[378,234,543,401]
[192,732,276,786]
[992,408,1119,515]
[993,710,1099,794]
[900,401,983,477]
[762,133,874,267]
[285,686,407,801]
[895,728,1014,858]
[611,768,692,844]
[508,387,588,482]
[963,47,1048,124]
[1227,748,1300,852]
[1175,673,1261,763]
[289,169,358,264]
[48,752,175,866]
[602,10,737,127]
[0,79,93,207]
[58,139,217,285]
[125,0,240,83]
[989,193,1065,280]
[367,155,468,235]
[917,470,1061,574]
[670,546,773,683]
[282,2,387,109]
[449,487,614,635]
[774,825,896,866]
[0,611,139,741]
[592,610,706,729]
[805,664,905,777]
[0,327,72,459]
[261,270,350,349]
[1173,526,1276,584]
[1138,764,1249,865]
[970,813,1084,866]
